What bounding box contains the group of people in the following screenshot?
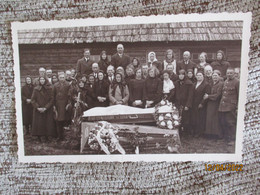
[22,44,240,145]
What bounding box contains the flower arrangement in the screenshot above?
[128,127,147,154]
[88,121,125,155]
[164,133,181,153]
[154,100,181,130]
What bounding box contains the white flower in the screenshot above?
[173,115,178,120]
[160,100,166,105]
[160,121,166,126]
[165,113,171,118]
[159,115,164,121]
[167,120,173,126]
[174,121,179,126]
[168,125,173,129]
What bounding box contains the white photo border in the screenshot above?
[12,12,252,163]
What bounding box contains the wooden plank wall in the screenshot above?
[19,41,241,84]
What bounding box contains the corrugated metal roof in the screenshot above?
[18,21,243,44]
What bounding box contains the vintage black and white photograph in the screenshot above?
[13,13,251,162]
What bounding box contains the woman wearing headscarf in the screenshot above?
[203,70,224,139]
[143,67,162,108]
[109,73,129,105]
[174,69,194,135]
[94,71,109,107]
[98,50,110,73]
[187,69,196,83]
[31,76,56,141]
[147,51,163,73]
[211,50,230,79]
[21,76,34,135]
[191,71,211,137]
[162,70,175,103]
[129,67,145,108]
[68,79,88,120]
[163,49,178,74]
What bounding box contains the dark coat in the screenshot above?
[85,83,96,109]
[111,53,131,70]
[94,80,109,107]
[148,61,163,73]
[205,76,214,87]
[76,57,94,78]
[143,77,162,106]
[98,59,110,73]
[178,60,196,72]
[21,84,34,126]
[205,81,224,137]
[129,79,145,107]
[191,80,211,135]
[219,77,239,112]
[31,84,56,136]
[53,81,71,121]
[211,60,230,78]
[68,85,88,118]
[174,78,194,109]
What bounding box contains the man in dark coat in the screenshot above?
[22,76,34,135]
[218,68,239,145]
[177,51,196,73]
[53,72,71,141]
[174,69,194,135]
[106,65,115,85]
[111,44,131,70]
[76,48,94,79]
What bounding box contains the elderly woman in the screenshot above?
[109,73,129,105]
[147,51,162,73]
[163,49,178,73]
[204,70,224,139]
[143,67,162,108]
[31,76,56,142]
[94,71,109,107]
[204,65,214,86]
[22,76,34,135]
[195,52,210,75]
[191,71,211,137]
[129,68,145,108]
[211,50,230,78]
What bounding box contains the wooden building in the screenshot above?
[18,21,243,82]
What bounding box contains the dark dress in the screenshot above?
[31,84,56,137]
[148,61,163,73]
[125,75,135,86]
[211,60,230,79]
[191,80,211,136]
[85,83,96,109]
[174,78,194,132]
[94,80,109,107]
[21,83,34,127]
[98,59,110,73]
[143,76,162,107]
[129,79,145,108]
[205,81,224,138]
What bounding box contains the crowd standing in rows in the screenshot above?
[22,44,240,146]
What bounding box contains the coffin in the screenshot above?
[82,105,174,124]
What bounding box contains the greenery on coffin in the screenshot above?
[154,100,181,130]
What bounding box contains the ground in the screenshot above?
[23,126,235,155]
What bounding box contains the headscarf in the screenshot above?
[111,73,126,97]
[216,50,226,61]
[148,51,158,63]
